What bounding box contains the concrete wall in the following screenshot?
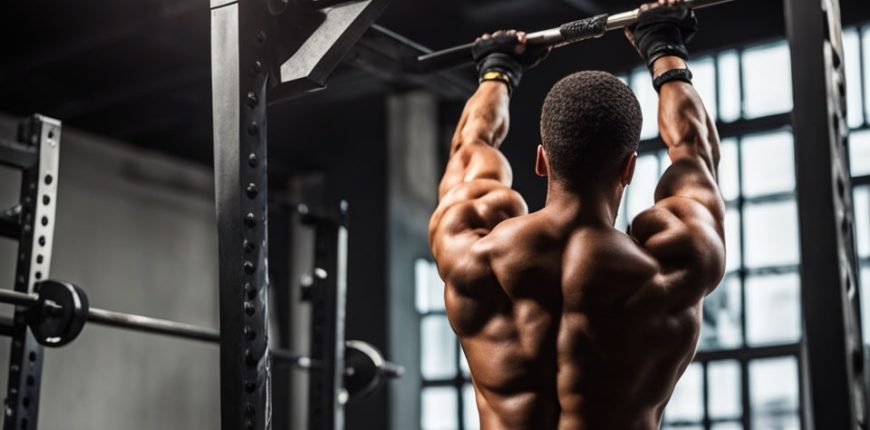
[0,115,220,430]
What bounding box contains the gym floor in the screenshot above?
[0,0,869,429]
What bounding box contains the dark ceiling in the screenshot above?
[1,0,868,179]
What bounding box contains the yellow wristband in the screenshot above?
[479,70,512,92]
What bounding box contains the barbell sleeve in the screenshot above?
[415,0,737,72]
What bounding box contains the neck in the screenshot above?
[543,180,621,227]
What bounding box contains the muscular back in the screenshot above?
[430,70,724,429]
[445,210,715,429]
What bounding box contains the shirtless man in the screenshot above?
[428,1,725,428]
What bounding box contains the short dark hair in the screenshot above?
[540,70,642,188]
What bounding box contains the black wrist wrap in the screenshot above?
[477,53,523,92]
[653,68,693,93]
[631,6,697,68]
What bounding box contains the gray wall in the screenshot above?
[0,115,220,429]
[387,91,439,430]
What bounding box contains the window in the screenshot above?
[416,259,477,430]
[416,23,870,430]
[849,25,870,372]
[622,41,804,430]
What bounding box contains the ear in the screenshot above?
[621,152,638,186]
[535,145,548,177]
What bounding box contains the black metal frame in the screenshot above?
[786,0,869,428]
[300,203,349,430]
[209,0,395,427]
[1,115,62,430]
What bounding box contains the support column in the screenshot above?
[387,91,440,430]
[3,115,61,430]
[786,0,869,427]
[211,1,272,428]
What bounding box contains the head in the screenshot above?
[537,71,642,196]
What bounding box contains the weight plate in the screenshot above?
[30,280,89,347]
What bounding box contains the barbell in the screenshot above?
[0,280,403,401]
[416,0,737,72]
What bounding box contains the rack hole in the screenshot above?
[28,352,36,362]
[44,175,53,185]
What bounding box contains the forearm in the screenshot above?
[655,56,720,178]
[450,82,511,155]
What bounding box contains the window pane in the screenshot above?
[632,68,660,140]
[864,28,870,123]
[741,131,795,198]
[690,56,718,121]
[712,423,744,430]
[851,130,870,177]
[421,315,457,379]
[626,154,659,219]
[855,186,869,259]
[844,29,864,128]
[725,208,742,272]
[616,191,630,232]
[416,259,445,313]
[742,42,793,118]
[862,264,870,345]
[744,201,800,269]
[754,414,800,430]
[746,272,802,346]
[664,363,704,422]
[701,275,743,350]
[709,360,742,419]
[463,384,480,430]
[660,149,672,176]
[718,50,742,122]
[750,357,800,421]
[422,387,458,430]
[720,138,740,202]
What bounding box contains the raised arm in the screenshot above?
[626,1,726,310]
[429,31,547,282]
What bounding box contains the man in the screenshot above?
[428,0,725,428]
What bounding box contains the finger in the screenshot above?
[517,32,527,43]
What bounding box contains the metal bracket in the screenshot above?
[270,0,390,101]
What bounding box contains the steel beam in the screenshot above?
[3,115,61,430]
[786,0,869,428]
[211,1,273,428]
[270,0,390,101]
[302,204,348,430]
[0,137,37,170]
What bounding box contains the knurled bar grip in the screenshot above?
[415,0,736,72]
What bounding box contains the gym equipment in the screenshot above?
[416,0,737,72]
[0,280,404,398]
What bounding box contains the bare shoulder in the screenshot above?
[630,197,725,283]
